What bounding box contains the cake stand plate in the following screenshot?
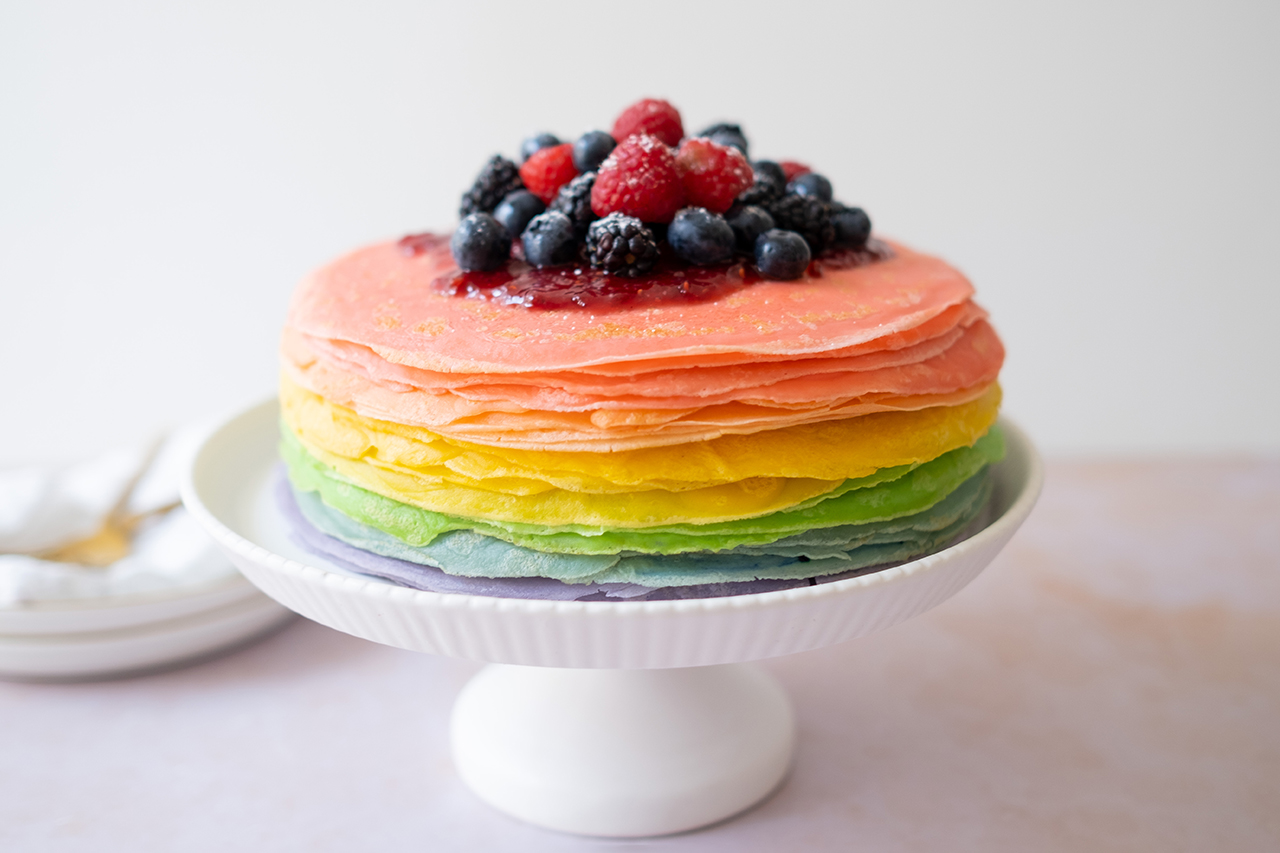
[183,400,1042,837]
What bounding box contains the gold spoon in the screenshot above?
[29,437,173,568]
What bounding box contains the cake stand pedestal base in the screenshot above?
[450,663,794,837]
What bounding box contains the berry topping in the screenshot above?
[611,98,683,147]
[451,213,512,271]
[548,171,598,237]
[779,161,812,182]
[572,131,617,173]
[766,194,835,252]
[586,213,660,277]
[590,134,685,223]
[754,229,811,280]
[492,189,545,239]
[438,97,886,306]
[725,204,776,252]
[520,133,561,163]
[459,155,523,218]
[788,172,833,201]
[696,122,749,156]
[519,143,579,204]
[831,204,872,249]
[674,138,755,214]
[736,160,786,206]
[668,207,736,266]
[522,211,579,267]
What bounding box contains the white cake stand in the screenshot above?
[183,400,1042,837]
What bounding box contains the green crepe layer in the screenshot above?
[292,469,992,586]
[281,424,1004,557]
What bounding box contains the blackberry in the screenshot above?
[451,213,511,271]
[668,207,735,265]
[522,211,578,267]
[520,133,561,163]
[459,155,523,218]
[548,171,598,237]
[736,160,785,206]
[788,172,833,201]
[766,194,835,252]
[831,204,872,248]
[754,229,811,280]
[572,131,616,172]
[492,189,545,239]
[586,213,659,277]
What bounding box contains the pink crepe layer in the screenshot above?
[286,299,990,399]
[283,318,1003,414]
[285,239,977,374]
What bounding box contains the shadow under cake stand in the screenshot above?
[183,400,1042,838]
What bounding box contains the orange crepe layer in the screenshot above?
[281,361,996,452]
[285,239,976,374]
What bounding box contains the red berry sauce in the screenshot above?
[399,233,893,312]
[433,251,759,310]
[397,232,451,257]
[808,238,895,275]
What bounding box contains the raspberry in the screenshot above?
[674,138,754,214]
[611,98,683,147]
[779,161,812,182]
[590,134,685,223]
[519,143,579,204]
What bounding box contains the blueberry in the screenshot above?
[451,213,511,271]
[572,131,616,172]
[752,160,787,187]
[788,173,833,201]
[519,133,561,163]
[697,122,743,137]
[697,123,748,155]
[754,229,811,280]
[492,190,545,239]
[668,207,735,266]
[522,211,578,267]
[725,204,775,252]
[708,129,748,156]
[831,206,872,248]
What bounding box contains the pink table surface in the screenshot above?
[3,458,1278,852]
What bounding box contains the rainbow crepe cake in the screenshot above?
[278,98,1006,601]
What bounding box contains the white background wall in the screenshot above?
[2,0,1277,466]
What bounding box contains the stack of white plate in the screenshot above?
[0,573,293,681]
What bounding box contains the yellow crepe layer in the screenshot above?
[282,376,1001,492]
[282,381,1001,527]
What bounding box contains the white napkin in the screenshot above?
[0,426,237,606]
[0,445,148,555]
